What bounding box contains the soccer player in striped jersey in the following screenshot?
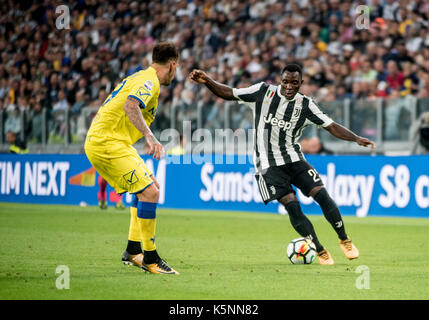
[190,64,375,265]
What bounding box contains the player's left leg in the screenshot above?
[309,186,359,260]
[86,146,146,267]
[278,193,325,253]
[123,167,177,273]
[279,194,335,265]
[134,184,179,274]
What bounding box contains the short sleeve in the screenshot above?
[306,99,334,127]
[232,82,264,104]
[128,79,155,109]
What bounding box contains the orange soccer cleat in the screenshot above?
[317,249,335,265]
[339,238,359,260]
[122,251,144,268]
[142,258,179,275]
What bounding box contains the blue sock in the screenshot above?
[137,201,157,219]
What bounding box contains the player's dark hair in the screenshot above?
[281,64,303,78]
[152,41,179,64]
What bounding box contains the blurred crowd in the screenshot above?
[1,0,429,145]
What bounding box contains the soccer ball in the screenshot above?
[287,237,316,264]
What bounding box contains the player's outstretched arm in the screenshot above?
[324,122,375,150]
[123,97,165,160]
[189,69,237,101]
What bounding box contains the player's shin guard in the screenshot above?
[127,196,142,254]
[137,201,157,253]
[313,188,348,241]
[284,201,324,252]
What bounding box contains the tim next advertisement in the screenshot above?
[0,154,428,218]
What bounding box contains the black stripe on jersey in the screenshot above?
[294,143,305,161]
[305,99,326,125]
[277,100,296,164]
[266,94,282,167]
[253,83,269,172]
[294,126,305,145]
[237,92,261,103]
[291,97,309,145]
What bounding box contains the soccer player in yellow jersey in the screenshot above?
[85,42,179,274]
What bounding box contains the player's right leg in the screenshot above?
[277,193,333,265]
[123,172,159,264]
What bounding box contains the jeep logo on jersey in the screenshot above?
[263,113,292,131]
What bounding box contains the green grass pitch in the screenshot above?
[0,202,428,300]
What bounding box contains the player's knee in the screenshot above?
[146,187,159,203]
[278,193,298,207]
[278,193,304,220]
[309,185,324,198]
[136,185,159,203]
[150,175,160,189]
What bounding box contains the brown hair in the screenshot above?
[152,41,179,64]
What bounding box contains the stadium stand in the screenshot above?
[1,0,429,154]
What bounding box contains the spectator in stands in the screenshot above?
[385,90,411,140]
[197,88,216,127]
[400,61,419,96]
[239,109,253,131]
[16,96,30,112]
[410,112,429,154]
[1,0,429,150]
[205,97,225,133]
[300,136,333,155]
[374,59,387,82]
[385,60,405,93]
[4,107,21,137]
[71,90,86,117]
[52,90,69,113]
[6,130,28,154]
[28,101,43,143]
[356,59,378,84]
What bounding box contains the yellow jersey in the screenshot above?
[86,67,160,146]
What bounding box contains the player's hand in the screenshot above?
[356,137,375,150]
[189,69,208,84]
[146,135,165,160]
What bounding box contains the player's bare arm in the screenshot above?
[325,122,375,149]
[190,69,237,101]
[123,97,165,160]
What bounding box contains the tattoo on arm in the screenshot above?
[123,97,152,137]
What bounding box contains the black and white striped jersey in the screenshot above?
[232,82,333,174]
